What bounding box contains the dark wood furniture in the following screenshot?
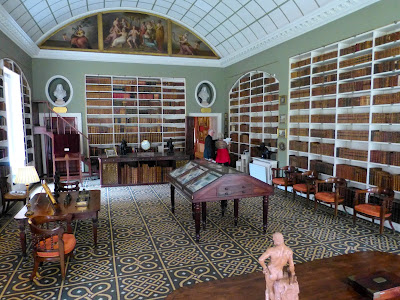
[167,160,274,242]
[28,214,76,281]
[353,187,395,234]
[292,170,318,207]
[98,152,189,187]
[314,177,347,217]
[59,180,80,192]
[0,176,28,215]
[271,166,297,196]
[14,190,100,256]
[166,251,400,300]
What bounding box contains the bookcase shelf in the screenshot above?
[289,22,400,195]
[86,75,186,156]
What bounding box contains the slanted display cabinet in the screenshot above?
[167,160,274,242]
[289,22,400,198]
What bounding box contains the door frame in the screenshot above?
[188,113,222,135]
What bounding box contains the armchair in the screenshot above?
[353,187,395,234]
[314,177,347,217]
[271,166,297,196]
[292,170,318,207]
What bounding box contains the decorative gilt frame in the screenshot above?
[277,129,287,138]
[279,95,287,105]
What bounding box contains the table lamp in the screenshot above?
[14,166,40,217]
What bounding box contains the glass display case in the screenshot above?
[167,160,274,242]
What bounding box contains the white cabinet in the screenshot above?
[249,157,278,185]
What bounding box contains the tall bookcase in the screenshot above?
[229,71,279,159]
[85,75,186,157]
[289,22,400,196]
[0,59,34,177]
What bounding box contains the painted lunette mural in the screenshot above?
[40,11,218,59]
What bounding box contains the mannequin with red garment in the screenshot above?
[215,134,230,166]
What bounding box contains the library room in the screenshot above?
[1,1,400,299]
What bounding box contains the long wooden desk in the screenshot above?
[14,190,101,256]
[98,152,189,187]
[166,251,400,299]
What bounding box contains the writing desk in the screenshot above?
[166,251,400,299]
[14,190,101,256]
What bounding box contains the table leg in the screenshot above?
[18,219,27,256]
[234,199,239,226]
[170,185,175,214]
[263,196,269,234]
[221,200,227,216]
[202,202,207,230]
[93,212,98,248]
[194,202,201,243]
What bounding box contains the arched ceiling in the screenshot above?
[0,0,379,66]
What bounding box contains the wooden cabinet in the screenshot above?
[85,75,186,157]
[289,22,400,196]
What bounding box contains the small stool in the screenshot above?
[2,190,28,215]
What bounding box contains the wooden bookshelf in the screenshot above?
[0,60,34,177]
[289,23,400,196]
[229,71,279,159]
[85,75,186,157]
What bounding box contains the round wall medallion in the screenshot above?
[195,80,216,108]
[278,142,286,151]
[45,75,73,107]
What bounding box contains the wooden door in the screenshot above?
[186,116,195,159]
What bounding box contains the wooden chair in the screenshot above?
[272,166,297,196]
[292,170,318,207]
[28,214,76,281]
[353,187,395,234]
[59,181,80,192]
[0,176,28,215]
[314,177,347,217]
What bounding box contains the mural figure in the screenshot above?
[104,17,121,46]
[112,27,128,48]
[155,20,165,52]
[174,32,201,55]
[127,27,140,48]
[63,25,91,49]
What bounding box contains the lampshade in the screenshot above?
[14,166,39,185]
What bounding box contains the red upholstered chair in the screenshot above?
[292,170,318,207]
[353,187,395,234]
[272,166,297,196]
[28,214,76,282]
[314,177,347,217]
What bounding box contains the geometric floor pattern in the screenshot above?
[0,180,399,299]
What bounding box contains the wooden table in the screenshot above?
[166,251,400,299]
[14,190,101,256]
[167,160,274,242]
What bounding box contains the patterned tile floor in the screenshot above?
[0,180,399,299]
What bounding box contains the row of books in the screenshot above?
[338,113,369,123]
[163,119,185,123]
[265,127,278,134]
[264,138,277,147]
[291,101,309,110]
[290,128,309,136]
[374,75,400,89]
[89,134,114,145]
[339,79,371,93]
[369,168,397,191]
[87,100,112,106]
[114,117,138,124]
[371,130,400,143]
[313,50,338,63]
[138,125,161,132]
[337,130,369,141]
[251,87,263,95]
[86,77,111,84]
[291,89,309,99]
[114,108,137,114]
[336,147,368,161]
[163,82,184,87]
[374,60,400,74]
[265,104,279,111]
[250,138,261,145]
[86,85,112,91]
[114,125,138,133]
[312,84,337,96]
[164,132,185,137]
[375,45,400,60]
[251,78,263,87]
[264,116,279,123]
[163,127,185,132]
[139,108,162,115]
[251,127,262,133]
[313,62,337,74]
[138,93,161,100]
[339,54,372,68]
[340,40,372,56]
[310,159,334,176]
[289,155,308,169]
[373,91,400,105]
[291,68,310,79]
[139,133,162,143]
[163,100,185,106]
[162,88,185,93]
[87,92,112,99]
[88,126,113,134]
[240,107,250,113]
[291,58,311,69]
[339,67,371,80]
[290,115,309,123]
[336,164,367,183]
[291,76,310,88]
[312,98,335,108]
[113,85,136,92]
[87,117,112,124]
[0,102,5,111]
[240,124,249,132]
[311,129,335,139]
[289,140,308,152]
[372,113,400,123]
[311,114,335,123]
[138,100,161,107]
[370,150,400,166]
[240,134,249,143]
[0,147,7,159]
[376,30,400,46]
[312,74,337,85]
[310,142,334,156]
[88,108,112,114]
[163,109,185,114]
[338,96,370,107]
[138,87,161,93]
[114,134,139,143]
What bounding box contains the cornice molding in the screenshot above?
[219,0,381,67]
[0,5,39,57]
[35,49,223,68]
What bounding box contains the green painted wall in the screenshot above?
[0,31,32,86]
[224,0,400,166]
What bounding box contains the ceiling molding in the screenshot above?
[219,0,381,67]
[34,49,223,68]
[0,5,39,57]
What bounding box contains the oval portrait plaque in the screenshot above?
[195,80,216,108]
[45,75,73,107]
